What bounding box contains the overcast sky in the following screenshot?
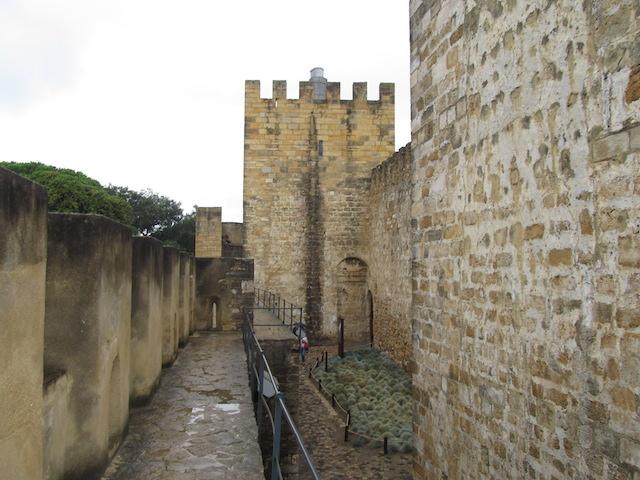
[0,0,410,222]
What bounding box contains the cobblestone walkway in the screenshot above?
[102,332,265,480]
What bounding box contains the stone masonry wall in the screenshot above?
[410,0,640,478]
[0,168,47,480]
[195,257,254,331]
[195,207,221,258]
[243,75,395,338]
[367,144,413,369]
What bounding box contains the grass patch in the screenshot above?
[314,349,413,453]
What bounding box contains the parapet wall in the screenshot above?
[0,167,47,480]
[409,0,640,478]
[162,247,180,366]
[44,213,132,479]
[367,144,413,369]
[130,236,164,405]
[0,169,197,479]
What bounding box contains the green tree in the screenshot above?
[0,162,132,224]
[152,210,195,254]
[106,186,183,236]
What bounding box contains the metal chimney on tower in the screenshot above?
[310,67,327,101]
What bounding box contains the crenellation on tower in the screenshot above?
[244,73,394,108]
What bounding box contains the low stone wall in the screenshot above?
[44,213,132,479]
[130,236,164,405]
[162,247,180,366]
[0,168,47,480]
[195,257,254,331]
[367,144,413,369]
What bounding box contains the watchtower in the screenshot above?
[243,68,395,336]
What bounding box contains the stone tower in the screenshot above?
[195,207,221,258]
[243,68,395,337]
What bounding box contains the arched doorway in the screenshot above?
[337,257,369,344]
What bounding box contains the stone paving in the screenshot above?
[102,332,265,480]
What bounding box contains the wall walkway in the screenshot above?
[102,332,264,480]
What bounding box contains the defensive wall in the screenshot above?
[0,167,252,480]
[409,0,640,478]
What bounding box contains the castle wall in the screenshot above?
[222,222,243,257]
[409,0,640,478]
[195,257,254,331]
[130,236,164,405]
[196,207,222,258]
[367,144,413,368]
[162,247,180,366]
[243,77,395,338]
[44,213,132,479]
[0,168,47,480]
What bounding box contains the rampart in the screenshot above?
[409,0,640,477]
[0,168,47,480]
[0,169,236,479]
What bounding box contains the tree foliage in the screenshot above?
[2,161,196,254]
[106,185,183,236]
[152,210,195,254]
[0,162,133,224]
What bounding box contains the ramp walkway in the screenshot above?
[102,332,264,480]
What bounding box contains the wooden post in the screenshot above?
[384,437,388,455]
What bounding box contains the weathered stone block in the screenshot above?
[592,132,630,162]
[619,235,640,268]
[549,248,573,266]
[0,168,47,480]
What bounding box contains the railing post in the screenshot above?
[271,393,285,480]
[257,353,265,430]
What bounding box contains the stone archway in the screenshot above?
[337,257,369,344]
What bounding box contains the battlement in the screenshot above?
[245,79,395,105]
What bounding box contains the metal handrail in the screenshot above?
[242,310,320,480]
